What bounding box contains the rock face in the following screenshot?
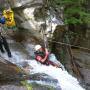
[10,0,43,8]
[73,49,90,90]
[0,85,26,90]
[51,25,90,90]
[9,0,62,44]
[11,0,45,43]
[0,56,25,81]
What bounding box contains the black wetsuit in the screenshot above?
[0,35,12,57]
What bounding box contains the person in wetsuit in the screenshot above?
[34,45,60,67]
[0,32,12,57]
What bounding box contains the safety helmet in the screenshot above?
[35,45,42,51]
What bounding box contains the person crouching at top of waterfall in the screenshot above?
[0,12,12,57]
[0,32,12,57]
[34,45,61,68]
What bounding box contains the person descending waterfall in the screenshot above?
[34,45,62,68]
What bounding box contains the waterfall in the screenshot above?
[27,60,85,90]
[22,7,63,38]
[0,43,85,90]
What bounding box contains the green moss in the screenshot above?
[21,81,57,90]
[21,81,33,90]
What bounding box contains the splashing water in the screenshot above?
[26,60,85,90]
[26,44,85,90]
[0,43,85,90]
[22,7,63,38]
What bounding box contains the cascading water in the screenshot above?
[27,60,85,90]
[1,43,85,90]
[22,7,63,37]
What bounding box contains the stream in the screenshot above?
[0,42,85,90]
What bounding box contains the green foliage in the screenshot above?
[21,81,33,90]
[65,17,82,24]
[84,13,90,23]
[48,0,90,25]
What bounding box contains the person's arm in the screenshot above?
[36,48,49,63]
[40,48,49,63]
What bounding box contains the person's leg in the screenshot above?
[48,53,61,64]
[0,41,5,53]
[2,37,12,57]
[48,54,64,69]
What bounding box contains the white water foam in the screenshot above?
[27,60,85,90]
[0,45,85,90]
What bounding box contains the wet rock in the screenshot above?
[0,85,26,90]
[29,73,58,84]
[10,0,44,8]
[0,57,25,81]
[31,83,61,90]
[73,49,90,90]
[28,73,61,89]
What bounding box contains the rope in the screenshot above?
[42,30,47,48]
[6,0,11,9]
[48,40,90,52]
[40,23,48,48]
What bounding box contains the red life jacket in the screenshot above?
[34,49,60,67]
[34,48,49,64]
